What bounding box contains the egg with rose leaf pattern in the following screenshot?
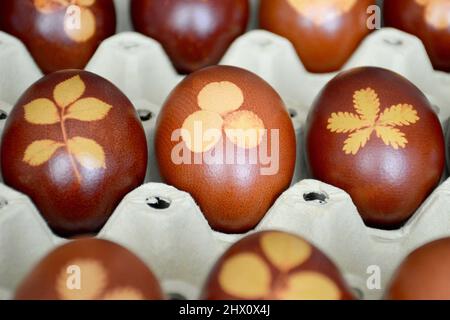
[0,70,147,237]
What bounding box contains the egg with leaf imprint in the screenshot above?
[15,238,164,300]
[305,67,445,229]
[0,70,148,237]
[259,0,375,73]
[155,66,296,234]
[0,0,116,74]
[201,230,354,300]
[384,0,450,72]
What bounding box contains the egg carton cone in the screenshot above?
[1,1,450,300]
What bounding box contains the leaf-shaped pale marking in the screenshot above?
[56,259,107,300]
[415,0,431,5]
[54,75,86,109]
[378,104,419,127]
[353,88,380,124]
[181,110,224,153]
[278,271,341,300]
[23,140,64,166]
[67,137,106,169]
[223,110,265,149]
[287,0,357,25]
[64,7,96,42]
[343,127,374,155]
[327,112,369,133]
[375,126,408,149]
[24,98,60,125]
[197,81,244,115]
[423,0,450,30]
[260,232,312,272]
[65,98,112,121]
[102,287,144,300]
[76,0,95,6]
[219,253,272,299]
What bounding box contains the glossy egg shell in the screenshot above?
[305,67,445,229]
[384,0,450,72]
[386,238,450,300]
[130,0,249,74]
[0,70,148,237]
[201,230,354,300]
[14,238,164,300]
[259,0,375,73]
[0,0,116,74]
[155,66,296,233]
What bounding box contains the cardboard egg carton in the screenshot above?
[1,0,450,300]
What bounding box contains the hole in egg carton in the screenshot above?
[303,192,328,205]
[168,292,187,300]
[0,109,7,120]
[383,38,403,47]
[146,196,172,210]
[288,108,298,119]
[138,109,154,122]
[251,37,274,50]
[0,197,8,210]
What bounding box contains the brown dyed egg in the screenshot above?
[0,0,116,74]
[259,0,375,73]
[201,230,354,300]
[130,0,249,74]
[386,238,450,300]
[305,67,445,229]
[155,66,296,233]
[15,238,164,300]
[384,0,450,72]
[0,70,148,236]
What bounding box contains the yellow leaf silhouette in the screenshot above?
[327,112,369,133]
[343,127,374,155]
[375,126,407,149]
[326,87,420,155]
[65,98,112,121]
[378,104,419,127]
[77,0,95,6]
[67,136,106,169]
[54,75,86,108]
[24,98,59,125]
[23,140,64,166]
[64,7,96,43]
[353,88,380,123]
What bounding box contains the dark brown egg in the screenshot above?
[201,230,354,300]
[155,66,296,233]
[0,70,148,236]
[259,0,375,73]
[130,0,249,74]
[14,238,164,300]
[386,238,450,300]
[384,0,450,72]
[0,0,116,74]
[305,67,445,229]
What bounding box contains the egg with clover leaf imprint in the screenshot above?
[0,0,116,74]
[201,231,354,300]
[15,238,164,300]
[305,67,445,229]
[259,0,375,73]
[155,66,296,234]
[0,70,147,237]
[384,0,450,72]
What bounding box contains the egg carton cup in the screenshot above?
[1,10,450,300]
